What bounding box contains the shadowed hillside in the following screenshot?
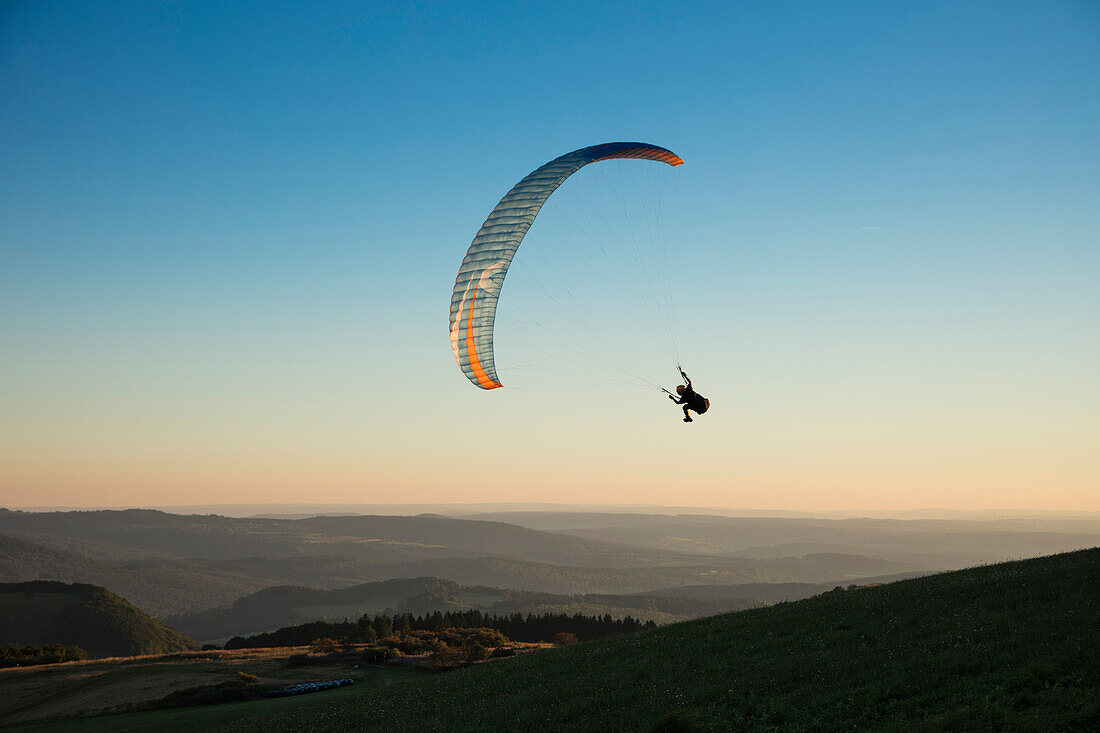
[0,581,199,658]
[205,548,1096,732]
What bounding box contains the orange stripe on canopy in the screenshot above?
[464,287,502,390]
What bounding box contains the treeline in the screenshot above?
[226,610,655,650]
[0,643,87,667]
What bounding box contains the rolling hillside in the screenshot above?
[167,572,931,642]
[21,547,1096,732]
[0,510,935,619]
[216,547,1100,731]
[1,532,922,620]
[0,581,199,658]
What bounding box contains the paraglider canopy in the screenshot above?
[449,142,684,389]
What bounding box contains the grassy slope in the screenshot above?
[33,547,1099,732]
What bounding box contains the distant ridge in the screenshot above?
[10,504,1100,520]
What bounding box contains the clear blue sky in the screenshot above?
[2,1,1098,510]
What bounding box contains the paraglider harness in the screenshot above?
[664,367,709,422]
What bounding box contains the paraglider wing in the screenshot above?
[449,142,683,389]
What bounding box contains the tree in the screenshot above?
[373,614,393,638]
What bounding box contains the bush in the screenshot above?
[471,628,509,647]
[552,632,579,647]
[310,638,339,654]
[467,643,489,661]
[0,644,88,667]
[430,643,463,671]
[394,635,429,654]
[236,671,260,684]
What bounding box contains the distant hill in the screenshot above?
[165,571,928,642]
[1,511,942,621]
[472,511,1100,567]
[0,534,276,617]
[167,577,484,640]
[0,532,924,623]
[0,508,688,566]
[211,547,1100,732]
[7,508,1092,631]
[0,581,199,658]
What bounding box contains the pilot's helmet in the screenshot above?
[676,385,686,394]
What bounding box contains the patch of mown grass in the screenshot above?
[27,549,1100,731]
[17,665,419,732]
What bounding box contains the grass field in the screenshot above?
[19,679,374,733]
[10,548,1099,731]
[0,648,417,728]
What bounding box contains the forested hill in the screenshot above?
[164,576,819,641]
[216,548,1099,732]
[0,581,199,658]
[0,532,925,621]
